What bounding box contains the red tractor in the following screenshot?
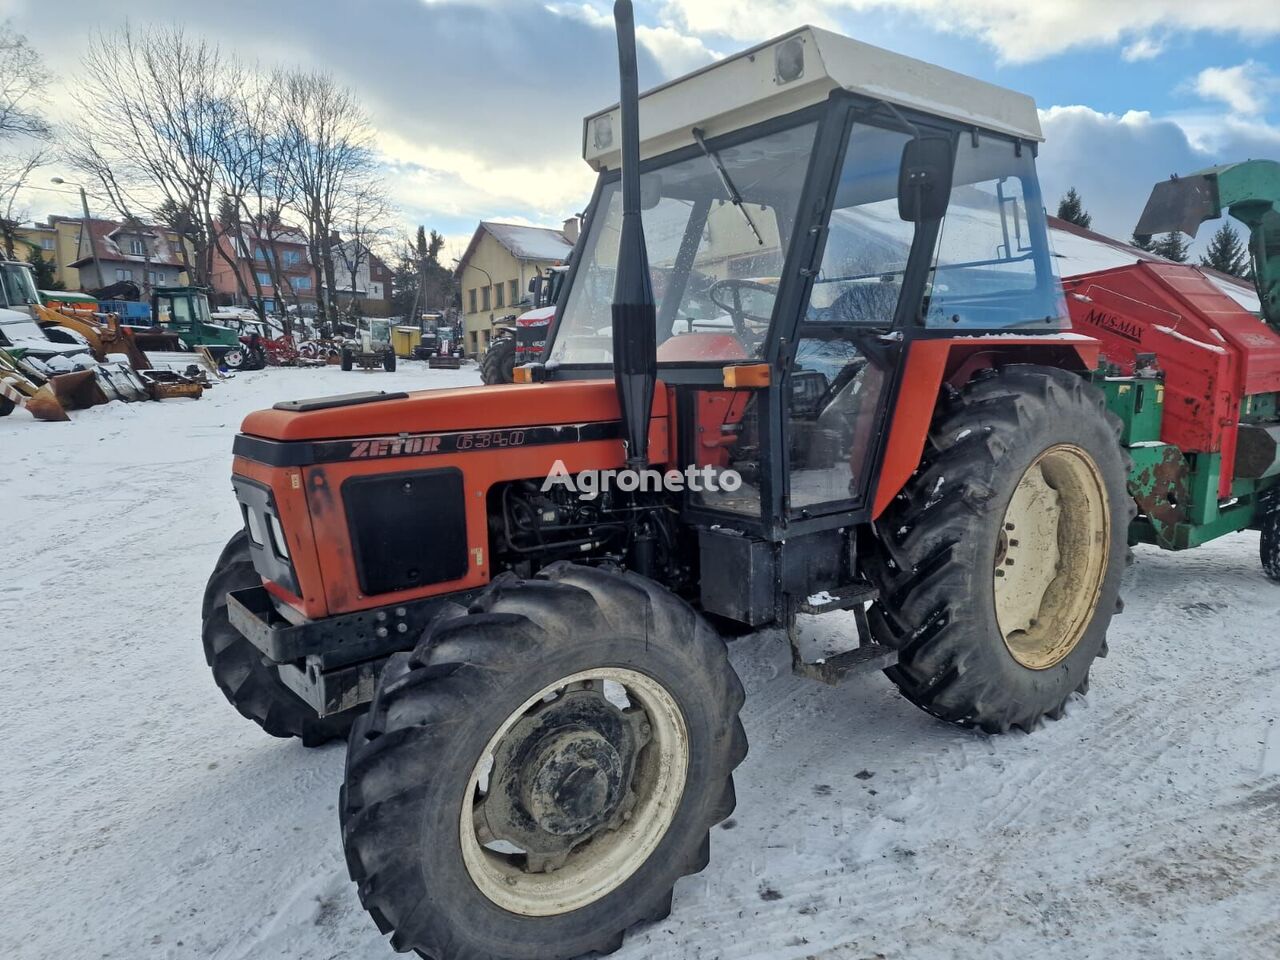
[480,265,568,383]
[199,8,1280,960]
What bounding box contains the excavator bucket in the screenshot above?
[20,383,71,422]
[47,369,108,410]
[1135,174,1220,240]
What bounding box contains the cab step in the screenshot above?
[789,582,898,685]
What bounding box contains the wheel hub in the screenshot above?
[524,729,624,836]
[477,686,650,873]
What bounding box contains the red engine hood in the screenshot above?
[239,380,667,442]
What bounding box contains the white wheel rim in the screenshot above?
[994,443,1110,670]
[459,667,689,916]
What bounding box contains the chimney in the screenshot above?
[562,216,581,244]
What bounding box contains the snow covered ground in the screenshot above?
[2,362,1278,960]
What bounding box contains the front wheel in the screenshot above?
[201,531,357,746]
[341,563,746,959]
[223,347,247,370]
[865,365,1131,733]
[1260,498,1280,582]
[382,350,396,372]
[340,348,353,371]
[480,335,516,384]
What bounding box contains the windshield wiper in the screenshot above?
[691,127,764,247]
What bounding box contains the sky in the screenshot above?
[3,0,1279,262]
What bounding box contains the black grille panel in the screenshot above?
[342,468,468,596]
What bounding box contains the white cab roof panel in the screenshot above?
[583,26,1042,170]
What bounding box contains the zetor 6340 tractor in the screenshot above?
[200,6,1278,959]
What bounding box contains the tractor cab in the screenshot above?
[541,26,1067,541]
[151,285,239,352]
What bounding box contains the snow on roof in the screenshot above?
[481,221,573,262]
[1048,215,1261,315]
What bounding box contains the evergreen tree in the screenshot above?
[1056,187,1093,229]
[1153,231,1189,263]
[26,246,63,290]
[1198,221,1248,277]
[1130,232,1156,253]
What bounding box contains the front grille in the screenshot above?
[342,468,469,596]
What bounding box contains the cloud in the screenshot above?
[1121,36,1164,62]
[1036,104,1279,247]
[1193,61,1275,116]
[548,3,721,75]
[660,1,1280,64]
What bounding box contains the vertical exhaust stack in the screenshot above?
[610,0,657,470]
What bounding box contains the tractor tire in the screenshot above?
[382,350,396,372]
[1259,499,1280,582]
[480,336,517,385]
[865,365,1132,734]
[201,531,357,746]
[0,395,13,417]
[340,348,353,372]
[223,347,247,370]
[341,562,747,960]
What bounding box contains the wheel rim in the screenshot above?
[224,349,244,368]
[459,667,689,917]
[994,443,1110,670]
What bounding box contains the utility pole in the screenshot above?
[51,178,102,291]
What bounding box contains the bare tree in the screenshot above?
[279,69,376,325]
[0,149,49,258]
[336,184,392,320]
[0,24,52,259]
[63,24,237,286]
[0,24,51,141]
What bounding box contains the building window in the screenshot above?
[468,288,477,314]
[294,276,312,291]
[115,269,133,281]
[282,250,301,266]
[128,239,144,256]
[482,286,491,311]
[41,238,55,251]
[254,247,267,261]
[509,279,518,304]
[256,272,271,287]
[495,282,505,308]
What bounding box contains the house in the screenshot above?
[10,216,119,291]
[209,221,318,316]
[330,239,393,317]
[69,218,192,294]
[454,220,575,355]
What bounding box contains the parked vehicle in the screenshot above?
[150,286,239,358]
[480,265,567,383]
[339,318,396,371]
[201,11,1280,960]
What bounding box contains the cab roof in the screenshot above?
[583,26,1042,171]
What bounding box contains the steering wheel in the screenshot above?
[707,278,778,343]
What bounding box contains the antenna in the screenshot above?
[610,0,657,470]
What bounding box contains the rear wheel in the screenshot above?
[201,531,357,746]
[382,350,396,372]
[1260,498,1280,582]
[865,365,1131,733]
[481,335,516,384]
[223,347,247,370]
[341,563,746,959]
[340,348,353,371]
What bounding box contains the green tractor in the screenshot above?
[150,286,240,359]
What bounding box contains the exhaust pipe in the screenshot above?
[610,0,657,470]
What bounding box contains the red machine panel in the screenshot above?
[1064,262,1280,497]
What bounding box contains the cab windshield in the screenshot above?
[551,121,818,365]
[0,262,40,308]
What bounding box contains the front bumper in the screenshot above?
[227,584,481,716]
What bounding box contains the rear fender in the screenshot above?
[871,335,1099,518]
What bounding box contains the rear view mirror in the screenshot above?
[898,136,955,222]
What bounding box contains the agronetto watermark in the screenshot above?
[542,459,742,501]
